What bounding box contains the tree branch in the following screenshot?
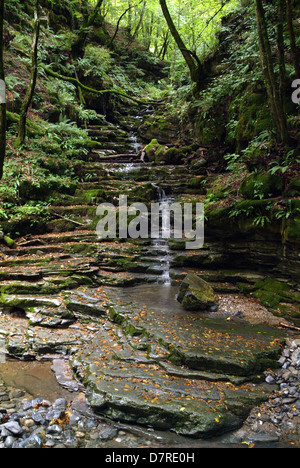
[41,65,163,106]
[86,0,105,27]
[110,1,142,46]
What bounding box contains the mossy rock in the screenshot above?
[168,239,187,250]
[139,116,179,144]
[231,90,271,149]
[154,144,166,164]
[160,147,182,164]
[240,173,284,199]
[158,146,194,165]
[285,178,300,197]
[177,274,216,311]
[187,176,206,189]
[190,158,207,174]
[144,139,164,162]
[250,278,300,324]
[284,216,300,241]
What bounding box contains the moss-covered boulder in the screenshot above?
[232,91,272,150]
[143,139,164,162]
[285,178,300,197]
[158,146,195,165]
[177,274,216,311]
[240,172,284,199]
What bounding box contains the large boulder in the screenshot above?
[177,274,216,311]
[143,139,164,162]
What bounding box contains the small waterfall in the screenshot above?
[152,185,172,286]
[129,132,142,153]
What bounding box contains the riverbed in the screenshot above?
[0,122,299,448]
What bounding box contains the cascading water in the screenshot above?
[129,132,143,153]
[152,185,172,286]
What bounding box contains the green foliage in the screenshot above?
[269,149,300,175]
[76,44,112,79]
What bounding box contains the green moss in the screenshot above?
[144,139,163,162]
[285,178,300,197]
[0,283,41,295]
[197,115,225,145]
[19,178,77,202]
[64,243,98,256]
[250,279,300,324]
[154,144,166,163]
[162,147,181,164]
[4,236,15,248]
[284,216,300,240]
[231,90,270,149]
[240,172,284,199]
[177,274,216,311]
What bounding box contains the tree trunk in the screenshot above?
[71,0,105,58]
[159,0,201,86]
[277,0,287,120]
[130,0,146,44]
[158,30,169,59]
[254,0,289,144]
[16,0,40,146]
[0,0,6,179]
[286,0,300,77]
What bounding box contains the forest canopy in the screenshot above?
[104,0,239,64]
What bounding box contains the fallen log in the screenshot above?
[93,153,141,160]
[278,322,300,332]
[51,210,86,227]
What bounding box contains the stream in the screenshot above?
[0,115,298,449]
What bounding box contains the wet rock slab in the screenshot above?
[75,290,286,438]
[106,289,285,378]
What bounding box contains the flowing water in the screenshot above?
[152,186,173,287]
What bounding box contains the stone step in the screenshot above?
[0,255,95,270]
[3,242,99,258]
[0,295,63,309]
[0,272,99,296]
[4,245,67,257]
[96,270,158,287]
[15,231,97,246]
[90,153,140,163]
[0,271,43,282]
[87,126,128,138]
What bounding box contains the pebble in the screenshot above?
[0,377,147,449]
[240,337,300,445]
